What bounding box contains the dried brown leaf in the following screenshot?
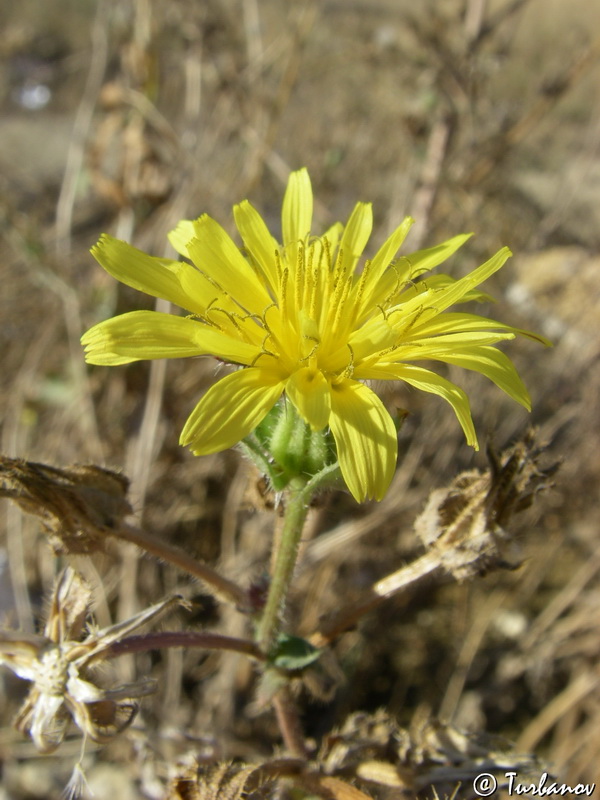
[0,456,132,554]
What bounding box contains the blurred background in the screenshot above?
[1,0,600,796]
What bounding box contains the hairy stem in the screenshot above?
[255,462,341,653]
[273,685,308,758]
[256,475,309,653]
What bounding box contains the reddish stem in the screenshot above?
[100,631,266,662]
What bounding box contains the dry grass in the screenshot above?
[1,0,600,797]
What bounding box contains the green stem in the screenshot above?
[256,475,309,653]
[256,462,342,654]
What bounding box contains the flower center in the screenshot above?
[34,647,68,696]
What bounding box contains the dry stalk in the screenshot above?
[311,432,558,647]
[0,456,249,609]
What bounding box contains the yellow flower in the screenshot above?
[82,169,548,502]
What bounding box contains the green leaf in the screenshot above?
[271,634,321,670]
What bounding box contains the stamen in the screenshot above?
[261,305,287,357]
[342,343,355,378]
[309,239,326,321]
[325,249,348,330]
[303,241,314,309]
[331,247,345,291]
[386,305,430,337]
[202,300,227,332]
[249,350,278,367]
[295,242,305,311]
[280,267,289,323]
[186,312,222,331]
[380,260,404,307]
[300,335,320,364]
[206,304,245,335]
[332,274,352,333]
[274,250,284,288]
[376,343,401,358]
[322,236,332,271]
[353,259,372,310]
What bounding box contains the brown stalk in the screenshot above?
[102,630,266,663]
[272,684,309,759]
[115,522,249,609]
[311,552,441,648]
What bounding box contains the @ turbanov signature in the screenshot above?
[473,771,596,797]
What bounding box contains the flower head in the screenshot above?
[82,169,548,501]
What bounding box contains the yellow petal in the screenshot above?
[395,332,516,355]
[360,363,477,448]
[394,247,512,329]
[177,265,238,319]
[424,247,512,314]
[167,220,196,257]
[91,235,209,315]
[187,215,272,313]
[338,202,373,278]
[406,274,496,305]
[408,310,551,348]
[323,319,395,374]
[282,168,313,263]
[405,311,522,338]
[282,168,313,245]
[355,216,414,316]
[363,233,472,313]
[286,368,331,430]
[233,200,280,291]
[424,345,532,410]
[321,221,343,252]
[404,233,473,277]
[180,367,286,454]
[81,310,260,365]
[329,379,397,502]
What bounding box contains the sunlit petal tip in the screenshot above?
[282,168,313,248]
[167,220,196,257]
[339,202,373,273]
[186,215,272,312]
[405,232,475,278]
[393,215,415,238]
[233,199,280,289]
[89,233,204,311]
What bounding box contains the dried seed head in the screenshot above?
[0,456,131,554]
[0,567,179,753]
[414,429,559,580]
